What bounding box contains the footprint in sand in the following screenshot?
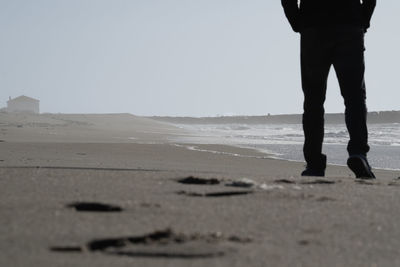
[225,178,258,188]
[177,176,260,190]
[176,176,254,197]
[67,202,123,212]
[274,179,336,185]
[273,179,296,184]
[315,196,336,202]
[355,179,379,186]
[176,176,221,185]
[297,239,322,246]
[300,179,336,185]
[176,190,253,197]
[50,246,82,252]
[50,229,251,258]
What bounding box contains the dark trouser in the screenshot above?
[300,27,370,168]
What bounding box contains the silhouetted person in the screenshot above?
[282,0,376,178]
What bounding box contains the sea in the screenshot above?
[171,123,400,170]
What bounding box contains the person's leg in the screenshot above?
[333,28,374,178]
[300,29,331,172]
[332,28,370,157]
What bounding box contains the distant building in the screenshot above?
[7,95,40,114]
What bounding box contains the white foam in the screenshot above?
[168,123,400,170]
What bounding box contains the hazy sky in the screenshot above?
[0,0,399,116]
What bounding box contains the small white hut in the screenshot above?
[7,95,40,114]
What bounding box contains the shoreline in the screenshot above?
[1,141,398,180]
[164,122,400,171]
[174,142,400,173]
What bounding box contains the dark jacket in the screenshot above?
[281,0,376,32]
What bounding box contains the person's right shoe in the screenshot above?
[347,154,376,179]
[301,154,326,177]
[301,167,325,177]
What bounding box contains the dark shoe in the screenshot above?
[302,154,326,176]
[301,167,325,177]
[347,155,376,179]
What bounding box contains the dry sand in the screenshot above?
[1,112,400,267]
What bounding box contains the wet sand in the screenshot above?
[1,113,400,267]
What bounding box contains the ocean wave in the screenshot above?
[167,122,400,170]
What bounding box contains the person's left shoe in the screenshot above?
[301,167,325,177]
[301,154,326,177]
[347,154,376,179]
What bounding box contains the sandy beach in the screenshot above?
[1,112,400,267]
